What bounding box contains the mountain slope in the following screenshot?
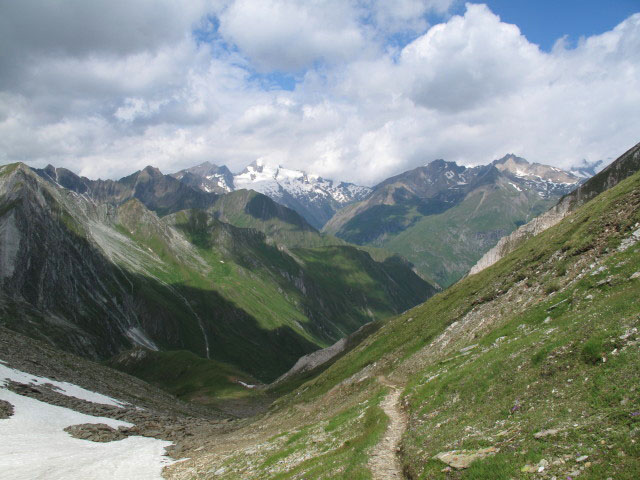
[471,141,640,275]
[36,164,218,216]
[166,144,640,480]
[206,188,339,248]
[0,163,435,383]
[170,162,234,194]
[324,156,581,286]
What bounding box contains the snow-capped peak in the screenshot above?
[493,154,580,185]
[174,159,372,228]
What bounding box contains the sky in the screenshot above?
[0,1,639,186]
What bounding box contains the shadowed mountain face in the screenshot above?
[0,163,436,382]
[324,156,582,287]
[35,164,218,215]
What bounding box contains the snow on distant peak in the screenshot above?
[570,159,605,178]
[234,161,370,207]
[493,155,580,185]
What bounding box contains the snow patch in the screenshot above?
[0,362,128,408]
[237,381,257,389]
[0,389,175,480]
[234,163,370,206]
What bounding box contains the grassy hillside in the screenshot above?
[208,189,344,248]
[167,161,640,479]
[114,202,435,380]
[107,349,272,416]
[330,176,558,287]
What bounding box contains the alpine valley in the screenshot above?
[0,162,436,388]
[172,155,586,288]
[324,155,584,288]
[1,143,639,480]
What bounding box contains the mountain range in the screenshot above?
[171,160,371,229]
[1,141,637,479]
[0,162,435,384]
[169,155,586,288]
[323,155,582,286]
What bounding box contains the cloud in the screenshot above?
[365,0,454,36]
[400,4,544,112]
[0,2,639,186]
[217,0,369,71]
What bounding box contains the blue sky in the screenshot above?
[475,0,640,50]
[0,1,639,184]
[236,1,640,92]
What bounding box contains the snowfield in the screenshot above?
[0,360,127,408]
[0,362,177,480]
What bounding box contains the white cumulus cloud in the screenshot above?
[0,1,639,186]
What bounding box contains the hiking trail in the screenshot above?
[369,376,408,480]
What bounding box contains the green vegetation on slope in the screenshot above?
[107,349,270,416]
[111,201,434,382]
[209,189,344,248]
[382,183,555,287]
[199,164,640,479]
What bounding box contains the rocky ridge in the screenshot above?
[323,155,583,286]
[470,142,640,275]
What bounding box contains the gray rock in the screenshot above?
[64,423,128,443]
[434,447,499,469]
[0,399,14,419]
[534,428,560,439]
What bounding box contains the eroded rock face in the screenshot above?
[469,199,571,275]
[0,399,14,419]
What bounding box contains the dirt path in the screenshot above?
[368,377,408,480]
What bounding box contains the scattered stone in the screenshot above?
[434,447,499,469]
[630,272,640,280]
[543,316,552,324]
[521,464,537,473]
[575,455,589,463]
[534,428,561,439]
[0,399,15,419]
[64,423,128,442]
[459,344,478,353]
[537,459,550,472]
[618,227,640,252]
